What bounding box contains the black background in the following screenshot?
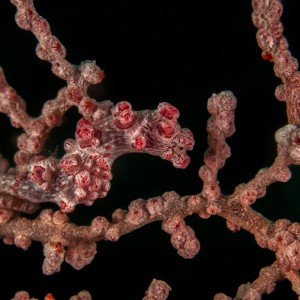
[1,0,300,299]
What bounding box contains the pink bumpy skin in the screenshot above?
[3,101,194,212]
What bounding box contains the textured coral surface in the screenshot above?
[1,1,300,299]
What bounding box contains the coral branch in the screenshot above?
[1,0,300,298]
[199,90,237,216]
[143,279,171,300]
[252,0,300,124]
[11,290,92,300]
